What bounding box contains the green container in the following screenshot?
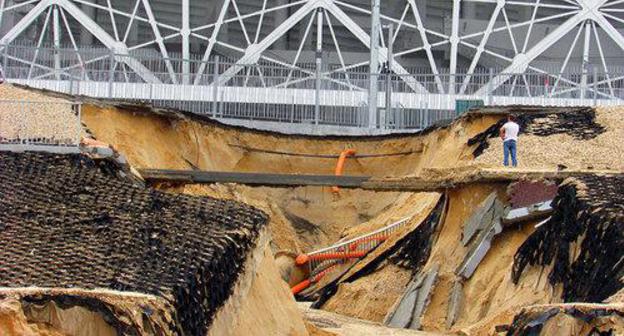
[455,99,484,116]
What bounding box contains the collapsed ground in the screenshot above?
[2,84,624,335]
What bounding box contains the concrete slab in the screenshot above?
[409,264,440,330]
[503,200,553,226]
[385,273,425,328]
[457,200,504,279]
[446,280,464,329]
[462,192,497,246]
[0,144,80,154]
[384,264,440,330]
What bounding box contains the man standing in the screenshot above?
[500,114,519,167]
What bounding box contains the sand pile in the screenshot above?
[473,107,624,171]
[0,151,307,335]
[0,84,81,143]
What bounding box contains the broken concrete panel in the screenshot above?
[457,201,504,279]
[408,264,440,330]
[384,273,425,328]
[446,280,464,329]
[503,200,553,226]
[462,192,498,246]
[384,264,440,330]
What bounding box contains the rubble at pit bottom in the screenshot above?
[0,151,268,335]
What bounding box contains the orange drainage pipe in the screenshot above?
[295,250,368,266]
[291,279,311,295]
[348,235,388,251]
[331,149,356,194]
[291,265,339,295]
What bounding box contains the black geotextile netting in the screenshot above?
[503,306,624,336]
[467,107,605,157]
[0,151,268,335]
[512,175,624,302]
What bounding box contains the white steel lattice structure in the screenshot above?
[2,0,624,132]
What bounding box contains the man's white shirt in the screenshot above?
[502,121,519,142]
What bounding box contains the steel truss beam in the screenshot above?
[2,0,624,98]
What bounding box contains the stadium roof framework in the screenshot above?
[1,0,624,96]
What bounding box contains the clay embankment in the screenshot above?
[80,101,501,253]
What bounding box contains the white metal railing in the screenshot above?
[3,44,624,133]
[0,99,82,149]
[304,217,411,278]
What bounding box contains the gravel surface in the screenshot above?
[474,106,624,171]
[0,84,82,144]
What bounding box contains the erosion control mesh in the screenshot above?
[512,175,624,302]
[467,108,605,157]
[0,152,267,335]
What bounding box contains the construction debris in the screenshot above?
[310,195,444,309]
[462,192,498,245]
[384,264,440,330]
[507,180,558,209]
[502,200,553,226]
[502,303,624,336]
[446,280,464,329]
[503,181,556,226]
[457,194,504,279]
[512,175,624,302]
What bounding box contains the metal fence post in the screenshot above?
[291,94,295,123]
[314,8,323,126]
[76,103,82,145]
[21,101,26,145]
[213,56,219,118]
[108,51,114,99]
[487,68,494,105]
[2,45,8,79]
[593,67,598,107]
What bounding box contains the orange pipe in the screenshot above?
[348,235,388,251]
[309,251,368,261]
[295,251,368,266]
[291,279,311,295]
[291,265,339,295]
[331,149,356,193]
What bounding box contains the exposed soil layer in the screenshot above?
[0,289,174,336]
[513,175,624,303]
[0,152,267,335]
